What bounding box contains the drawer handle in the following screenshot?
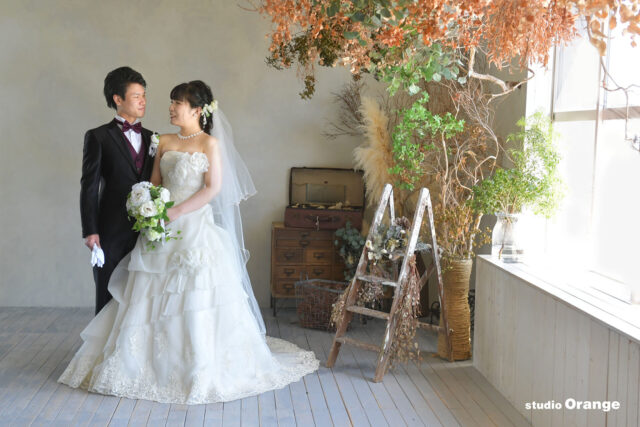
[305,215,339,223]
[313,268,324,275]
[300,240,310,247]
[284,268,295,276]
[313,253,325,259]
[283,252,295,260]
[283,283,294,290]
[300,232,310,238]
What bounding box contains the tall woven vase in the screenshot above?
[437,258,472,360]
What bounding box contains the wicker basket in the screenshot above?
[295,279,349,331]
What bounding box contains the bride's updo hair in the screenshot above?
[170,80,215,134]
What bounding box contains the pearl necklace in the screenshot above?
[177,130,204,140]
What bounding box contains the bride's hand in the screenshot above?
[166,206,180,223]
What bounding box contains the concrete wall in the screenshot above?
[0,0,367,307]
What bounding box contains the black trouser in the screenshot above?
[92,235,137,315]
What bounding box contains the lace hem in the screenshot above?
[58,336,319,404]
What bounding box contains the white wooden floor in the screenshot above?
[0,307,530,426]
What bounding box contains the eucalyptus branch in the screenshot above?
[467,47,535,102]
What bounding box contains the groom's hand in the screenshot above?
[85,234,101,250]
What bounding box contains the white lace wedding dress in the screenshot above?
[59,150,319,404]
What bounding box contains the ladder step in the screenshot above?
[336,336,381,353]
[346,306,390,320]
[417,321,450,334]
[387,249,406,261]
[356,275,397,287]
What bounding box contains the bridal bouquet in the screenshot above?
[126,182,180,250]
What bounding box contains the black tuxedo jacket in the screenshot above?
[80,119,154,250]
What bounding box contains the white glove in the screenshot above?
[91,243,105,268]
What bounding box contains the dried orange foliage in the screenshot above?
[256,0,640,74]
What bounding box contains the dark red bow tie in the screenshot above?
[119,120,142,134]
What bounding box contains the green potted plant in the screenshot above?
[472,112,564,262]
[334,221,366,281]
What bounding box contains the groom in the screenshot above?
[80,66,155,314]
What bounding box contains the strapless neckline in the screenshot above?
[162,150,205,158]
[160,150,210,204]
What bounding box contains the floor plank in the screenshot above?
[10,312,88,425]
[0,307,530,427]
[70,392,104,426]
[271,314,332,426]
[353,326,424,426]
[313,325,371,426]
[147,402,171,426]
[166,403,189,426]
[274,319,315,427]
[462,367,531,427]
[340,326,407,426]
[221,399,240,427]
[125,397,152,426]
[239,396,259,427]
[185,403,206,426]
[203,402,223,427]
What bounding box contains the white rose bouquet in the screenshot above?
[126,181,180,250]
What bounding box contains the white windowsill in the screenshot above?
[478,255,640,344]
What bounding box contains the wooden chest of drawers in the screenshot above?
[270,222,346,314]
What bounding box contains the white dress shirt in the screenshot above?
[115,114,142,154]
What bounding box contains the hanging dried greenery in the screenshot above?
[388,255,422,366]
[249,0,640,97]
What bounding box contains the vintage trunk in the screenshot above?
[284,167,365,230]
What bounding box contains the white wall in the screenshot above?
[0,0,368,307]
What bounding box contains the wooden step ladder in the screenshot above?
[326,183,453,382]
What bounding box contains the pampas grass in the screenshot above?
[354,96,395,208]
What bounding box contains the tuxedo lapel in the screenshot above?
[141,128,154,180]
[107,120,138,175]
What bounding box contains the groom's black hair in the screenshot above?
[103,66,147,110]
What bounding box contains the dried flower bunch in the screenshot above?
[252,0,639,97]
[365,217,410,264]
[388,256,422,366]
[356,282,385,307]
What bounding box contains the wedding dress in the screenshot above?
[58,150,319,404]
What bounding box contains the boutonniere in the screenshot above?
[149,133,160,157]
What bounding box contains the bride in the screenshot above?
[59,80,319,404]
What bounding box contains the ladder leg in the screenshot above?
[327,184,393,368]
[424,191,454,361]
[375,190,428,381]
[326,279,361,367]
[373,301,400,382]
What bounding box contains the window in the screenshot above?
[525,23,640,302]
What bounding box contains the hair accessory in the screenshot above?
[200,99,219,126]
